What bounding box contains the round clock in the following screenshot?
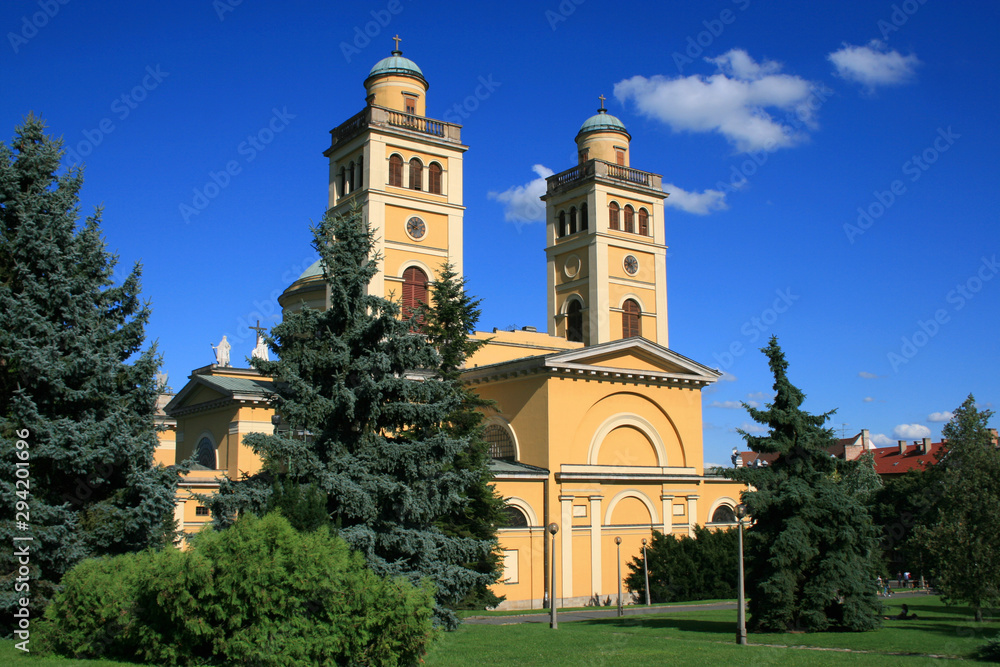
[623,254,639,276]
[406,216,426,240]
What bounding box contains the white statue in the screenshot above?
[211,335,231,367]
[251,328,269,362]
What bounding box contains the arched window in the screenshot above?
[428,162,442,194]
[580,202,589,231]
[347,161,355,193]
[402,266,428,319]
[503,505,529,528]
[558,210,566,237]
[388,154,403,187]
[638,208,649,236]
[622,299,641,339]
[338,167,346,197]
[566,299,583,343]
[484,423,516,460]
[357,155,364,191]
[609,202,620,230]
[624,205,635,233]
[712,505,736,523]
[569,206,577,235]
[409,158,423,191]
[195,437,216,470]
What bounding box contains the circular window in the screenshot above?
[623,254,639,276]
[563,254,581,279]
[405,216,427,240]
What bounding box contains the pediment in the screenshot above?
[543,338,721,384]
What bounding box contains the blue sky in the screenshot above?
[2,0,997,467]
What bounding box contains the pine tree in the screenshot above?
[416,264,507,610]
[0,116,179,623]
[728,337,882,632]
[918,395,999,622]
[210,209,496,628]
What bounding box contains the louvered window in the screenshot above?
[428,163,442,194]
[389,154,403,187]
[622,299,641,339]
[409,158,422,191]
[624,205,635,233]
[402,267,429,319]
[638,208,649,236]
[580,202,588,231]
[609,202,620,230]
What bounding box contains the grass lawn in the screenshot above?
[5,596,997,665]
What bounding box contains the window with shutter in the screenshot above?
[428,163,442,194]
[389,154,403,187]
[409,158,422,191]
[638,208,649,236]
[624,205,635,233]
[609,202,620,230]
[622,299,641,339]
[402,267,429,319]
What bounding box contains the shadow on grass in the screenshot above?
[576,616,733,635]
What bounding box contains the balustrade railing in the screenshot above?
[329,106,460,149]
[547,160,661,193]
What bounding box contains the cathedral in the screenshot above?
[160,43,746,610]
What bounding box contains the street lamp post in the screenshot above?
[615,536,623,617]
[736,503,748,646]
[548,522,559,629]
[642,538,651,606]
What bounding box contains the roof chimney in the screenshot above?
[861,428,871,450]
[990,428,998,446]
[920,437,931,454]
[898,440,906,455]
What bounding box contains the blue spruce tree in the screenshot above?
[0,116,180,624]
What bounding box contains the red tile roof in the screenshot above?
[870,441,946,475]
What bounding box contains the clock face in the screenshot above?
[406,216,426,240]
[624,254,639,276]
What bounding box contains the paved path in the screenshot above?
[464,590,928,626]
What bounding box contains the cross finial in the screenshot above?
[392,34,402,52]
[598,94,606,111]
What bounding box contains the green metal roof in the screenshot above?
[297,258,324,281]
[488,459,549,476]
[578,109,628,136]
[368,51,426,82]
[196,375,274,396]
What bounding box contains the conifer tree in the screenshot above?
[918,395,999,622]
[210,209,496,628]
[417,264,507,609]
[728,337,881,632]
[0,116,179,622]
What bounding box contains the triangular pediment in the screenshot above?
[164,367,275,416]
[543,338,721,384]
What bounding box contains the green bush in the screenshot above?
[625,526,738,603]
[39,512,436,665]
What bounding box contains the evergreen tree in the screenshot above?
[416,264,507,610]
[728,337,882,632]
[625,526,738,603]
[0,116,179,623]
[918,395,999,622]
[210,209,496,628]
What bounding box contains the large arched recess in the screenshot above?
[573,391,686,468]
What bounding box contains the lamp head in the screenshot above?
[736,503,747,519]
[642,538,647,546]
[547,522,559,535]
[615,536,622,545]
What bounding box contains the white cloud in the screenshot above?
[863,396,875,403]
[737,421,768,435]
[663,182,728,215]
[719,371,737,382]
[871,433,894,446]
[927,411,954,423]
[747,391,771,402]
[828,40,920,88]
[858,371,879,379]
[487,164,553,224]
[614,49,818,153]
[892,423,931,439]
[710,400,743,409]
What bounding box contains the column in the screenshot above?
[660,494,673,535]
[589,495,603,596]
[686,495,699,537]
[560,494,574,600]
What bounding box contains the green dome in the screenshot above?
[578,109,628,136]
[297,259,323,281]
[367,51,426,84]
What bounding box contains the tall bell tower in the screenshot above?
[542,98,669,347]
[322,37,467,304]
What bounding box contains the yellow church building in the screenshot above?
[163,43,746,610]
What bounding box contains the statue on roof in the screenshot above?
[250,321,269,362]
[211,335,231,367]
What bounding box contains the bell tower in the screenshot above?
[542,98,669,347]
[322,37,467,307]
